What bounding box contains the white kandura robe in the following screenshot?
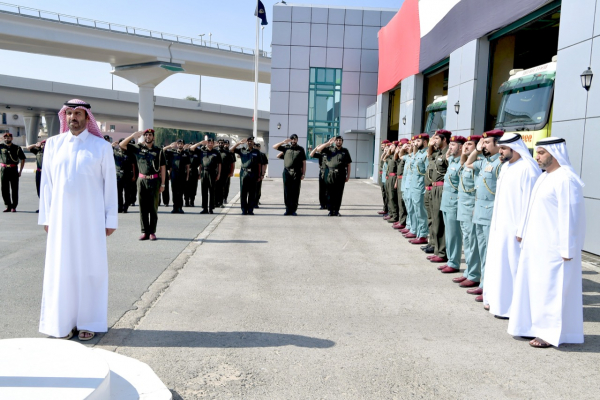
[507,168,585,346]
[483,158,540,317]
[38,129,118,337]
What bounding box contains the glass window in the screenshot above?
[307,67,342,158]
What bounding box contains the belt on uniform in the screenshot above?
[389,173,396,176]
[425,186,432,191]
[242,168,252,172]
[432,182,444,187]
[0,163,17,168]
[139,173,159,179]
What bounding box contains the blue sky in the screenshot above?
[0,1,401,110]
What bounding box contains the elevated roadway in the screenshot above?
[0,74,269,141]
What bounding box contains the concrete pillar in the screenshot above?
[138,85,156,131]
[372,92,390,182]
[445,38,490,137]
[23,114,41,146]
[399,74,425,139]
[44,114,60,137]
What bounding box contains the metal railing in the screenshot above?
[0,2,271,58]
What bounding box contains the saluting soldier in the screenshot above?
[120,129,166,241]
[405,134,429,244]
[126,139,138,208]
[221,139,235,205]
[111,138,135,213]
[399,140,415,235]
[26,140,46,211]
[0,132,26,212]
[309,144,329,210]
[214,139,227,207]
[437,135,466,274]
[191,138,221,214]
[392,138,409,230]
[426,130,450,263]
[377,140,391,215]
[452,135,483,289]
[164,139,190,214]
[314,136,352,217]
[273,134,307,216]
[254,142,268,207]
[231,137,261,215]
[185,141,200,207]
[383,141,399,224]
[158,144,170,208]
[464,129,504,302]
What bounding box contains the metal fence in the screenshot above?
[0,2,271,58]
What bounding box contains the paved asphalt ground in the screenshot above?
[3,175,600,398]
[0,173,239,344]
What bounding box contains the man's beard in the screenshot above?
[417,143,424,150]
[538,156,554,170]
[145,138,153,145]
[500,149,513,163]
[482,148,491,157]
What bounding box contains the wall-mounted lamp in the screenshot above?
[402,116,406,125]
[454,101,460,114]
[581,67,593,91]
[5,105,10,109]
[277,122,281,130]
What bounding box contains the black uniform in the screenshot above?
[255,151,268,206]
[185,149,201,206]
[277,144,306,214]
[30,145,44,198]
[233,147,261,214]
[159,146,170,207]
[220,148,235,205]
[165,149,190,212]
[322,146,352,215]
[127,143,166,234]
[0,143,26,210]
[113,146,134,213]
[198,147,222,212]
[312,151,328,209]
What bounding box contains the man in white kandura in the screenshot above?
[483,133,540,318]
[508,137,585,348]
[38,99,118,341]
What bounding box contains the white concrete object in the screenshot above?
[0,74,269,144]
[0,338,110,399]
[0,338,171,400]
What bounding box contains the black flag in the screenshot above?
[255,0,268,26]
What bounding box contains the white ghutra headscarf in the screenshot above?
[536,137,585,187]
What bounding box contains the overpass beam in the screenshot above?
[23,114,41,145]
[44,114,60,137]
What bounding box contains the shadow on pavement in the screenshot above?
[103,329,336,349]
[200,239,268,244]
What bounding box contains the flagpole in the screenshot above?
[253,0,259,138]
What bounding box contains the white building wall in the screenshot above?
[269,4,397,178]
[552,0,600,255]
[445,38,490,138]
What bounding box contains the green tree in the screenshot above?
[154,127,216,147]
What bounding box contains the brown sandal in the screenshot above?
[78,330,95,341]
[529,338,552,348]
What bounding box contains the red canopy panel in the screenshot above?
[377,0,420,95]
